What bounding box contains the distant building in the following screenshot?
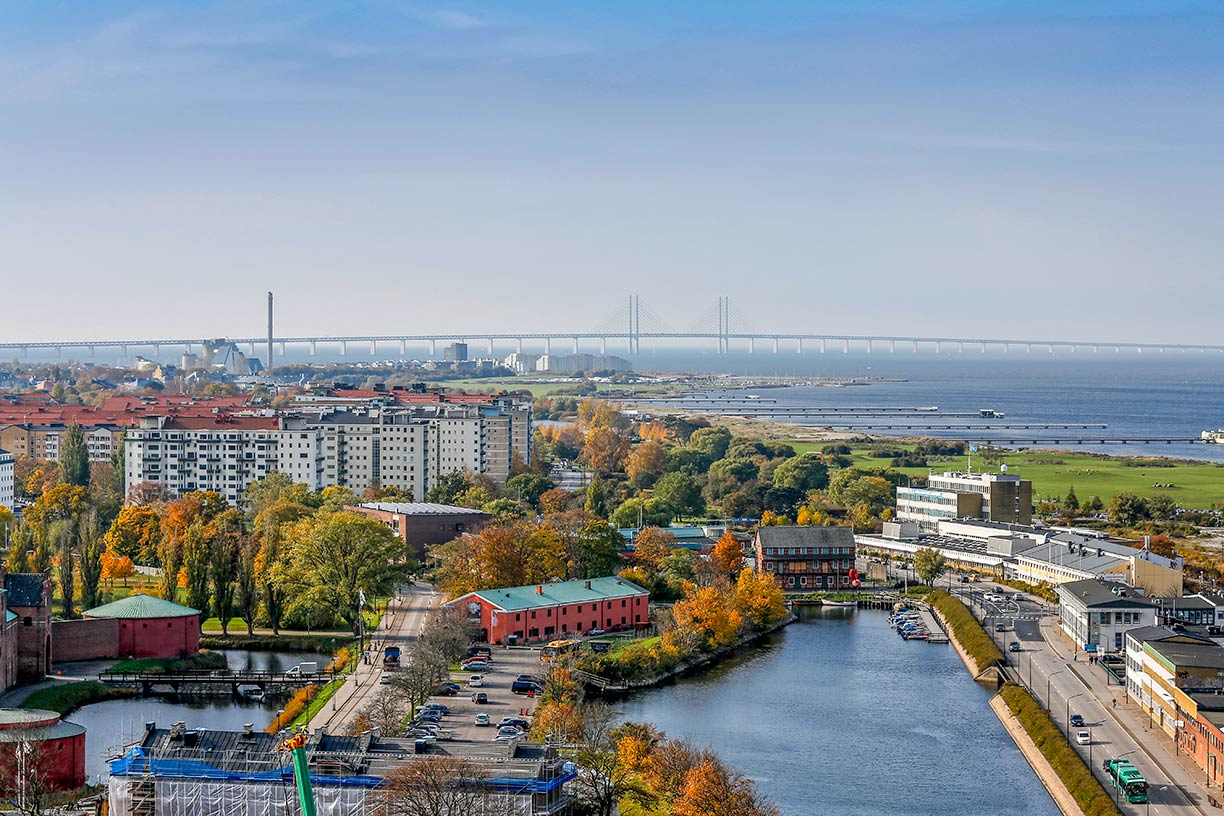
[503,352,541,374]
[896,471,1032,531]
[443,342,469,362]
[350,502,492,562]
[755,526,856,592]
[446,576,650,645]
[1055,578,1157,653]
[534,354,632,374]
[0,449,12,510]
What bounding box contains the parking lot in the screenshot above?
[425,646,546,746]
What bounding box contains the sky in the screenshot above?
[3,1,1224,344]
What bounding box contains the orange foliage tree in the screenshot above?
[626,441,668,488]
[709,531,743,577]
[671,585,743,651]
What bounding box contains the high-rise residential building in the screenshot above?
[0,448,14,510]
[896,470,1032,531]
[442,342,468,362]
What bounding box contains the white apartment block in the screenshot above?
[125,404,527,505]
[0,449,14,510]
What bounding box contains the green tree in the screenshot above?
[585,476,608,519]
[687,427,732,461]
[182,519,213,615]
[505,473,554,509]
[210,510,243,635]
[654,472,705,521]
[609,498,674,530]
[1108,492,1149,526]
[6,524,31,573]
[483,497,528,520]
[1085,495,1104,514]
[1146,493,1179,521]
[830,474,894,515]
[708,458,759,483]
[913,547,948,586]
[51,519,76,618]
[1064,486,1080,513]
[577,521,625,579]
[235,535,261,636]
[78,512,106,611]
[426,471,472,505]
[771,453,829,492]
[59,424,90,487]
[271,511,410,636]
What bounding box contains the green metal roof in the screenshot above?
[83,593,200,619]
[462,576,648,612]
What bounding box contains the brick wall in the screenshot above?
[51,618,120,663]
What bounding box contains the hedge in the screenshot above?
[22,681,137,716]
[929,589,1004,670]
[999,684,1123,816]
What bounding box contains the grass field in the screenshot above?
[784,441,1224,508]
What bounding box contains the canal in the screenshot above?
[617,607,1059,816]
[68,650,312,782]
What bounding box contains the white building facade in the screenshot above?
[0,449,14,510]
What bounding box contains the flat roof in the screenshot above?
[357,502,491,517]
[1058,579,1154,608]
[1147,639,1224,670]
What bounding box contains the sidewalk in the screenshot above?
[1040,617,1219,813]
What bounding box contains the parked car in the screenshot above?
[431,683,459,696]
[461,659,489,671]
[1075,731,1091,745]
[467,646,492,659]
[1070,714,1085,727]
[499,717,530,730]
[468,675,484,687]
[516,674,543,684]
[959,576,970,583]
[417,703,448,714]
[492,732,521,743]
[1013,593,1023,601]
[380,675,392,685]
[587,628,606,637]
[1008,642,1022,652]
[610,623,634,632]
[471,692,488,704]
[511,680,542,695]
[475,713,491,727]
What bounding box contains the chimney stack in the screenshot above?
[267,291,274,372]
[536,586,543,595]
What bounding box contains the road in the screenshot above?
[306,583,440,734]
[954,581,1219,816]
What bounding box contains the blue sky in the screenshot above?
[3,1,1223,343]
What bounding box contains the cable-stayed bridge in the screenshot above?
[2,295,1221,361]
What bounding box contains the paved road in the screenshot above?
[306,583,440,734]
[960,582,1217,816]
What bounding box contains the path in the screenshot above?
[306,583,440,734]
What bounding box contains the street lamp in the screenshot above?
[1046,670,1065,713]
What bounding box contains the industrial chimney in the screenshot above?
[266,291,274,372]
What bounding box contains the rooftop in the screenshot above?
[756,526,855,547]
[457,576,648,612]
[357,502,491,517]
[1056,579,1155,609]
[1146,639,1224,671]
[4,573,47,607]
[84,593,200,619]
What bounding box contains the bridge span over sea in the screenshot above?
[2,296,1222,361]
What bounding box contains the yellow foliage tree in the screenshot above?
[671,585,743,651]
[709,531,743,577]
[733,569,788,630]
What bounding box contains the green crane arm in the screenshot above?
[279,733,318,816]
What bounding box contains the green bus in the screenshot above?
[1103,758,1148,804]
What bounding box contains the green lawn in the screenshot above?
[783,441,1224,508]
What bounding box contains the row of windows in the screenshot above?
[761,547,853,556]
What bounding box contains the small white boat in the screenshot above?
[821,599,857,608]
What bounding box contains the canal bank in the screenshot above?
[616,607,1059,816]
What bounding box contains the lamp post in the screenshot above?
[1046,670,1064,713]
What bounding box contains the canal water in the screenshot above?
[617,607,1059,816]
[67,650,311,783]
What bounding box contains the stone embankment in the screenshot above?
[989,696,1087,816]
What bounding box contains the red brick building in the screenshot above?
[755,526,857,592]
[447,577,649,645]
[350,502,492,562]
[82,594,201,659]
[4,572,54,682]
[0,708,86,791]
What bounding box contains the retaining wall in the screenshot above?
[52,617,120,663]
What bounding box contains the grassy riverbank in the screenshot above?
[22,681,137,716]
[930,589,1003,671]
[109,651,228,674]
[999,684,1122,816]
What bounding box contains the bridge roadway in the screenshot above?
[4,331,1224,358]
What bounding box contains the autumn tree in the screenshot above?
[271,511,409,635]
[627,441,669,489]
[710,530,744,577]
[103,504,163,565]
[78,512,106,611]
[580,427,630,475]
[378,756,494,816]
[671,585,743,650]
[5,524,32,573]
[432,521,565,598]
[181,519,213,615]
[538,487,577,516]
[210,510,243,635]
[632,527,677,573]
[672,759,780,816]
[253,498,315,635]
[733,569,788,630]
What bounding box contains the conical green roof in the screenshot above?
[83,593,200,619]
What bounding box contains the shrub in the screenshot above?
[999,685,1122,816]
[266,684,319,733]
[929,589,1003,670]
[326,647,353,674]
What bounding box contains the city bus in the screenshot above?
[1104,758,1148,804]
[540,639,582,663]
